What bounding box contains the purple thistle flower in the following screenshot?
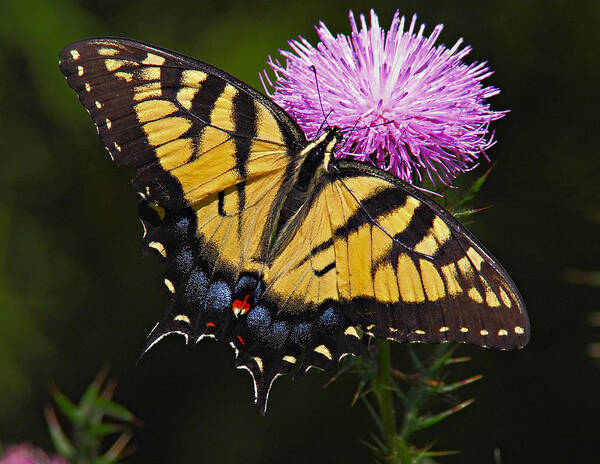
[262,9,507,185]
[0,444,67,464]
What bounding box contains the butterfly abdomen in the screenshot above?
[269,127,343,256]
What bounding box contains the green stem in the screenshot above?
[375,338,398,461]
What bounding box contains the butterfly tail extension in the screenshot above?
[229,297,365,414]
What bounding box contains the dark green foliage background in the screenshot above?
[1,1,598,462]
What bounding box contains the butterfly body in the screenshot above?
[59,38,529,414]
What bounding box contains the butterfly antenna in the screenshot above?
[340,119,395,135]
[338,118,361,152]
[311,65,332,137]
[338,119,395,152]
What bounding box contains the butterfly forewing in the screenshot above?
[59,38,305,208]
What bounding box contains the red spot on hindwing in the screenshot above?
[237,335,245,345]
[232,294,251,316]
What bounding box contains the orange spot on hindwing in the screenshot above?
[232,294,251,316]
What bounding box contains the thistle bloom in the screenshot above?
[262,10,506,185]
[0,444,67,464]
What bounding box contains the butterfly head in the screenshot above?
[324,126,343,148]
[316,126,342,172]
[322,126,343,164]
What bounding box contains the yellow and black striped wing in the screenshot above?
[272,159,527,345]
[58,38,305,208]
[253,159,528,355]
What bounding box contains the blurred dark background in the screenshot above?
[0,1,598,463]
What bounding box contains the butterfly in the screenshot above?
[59,38,529,414]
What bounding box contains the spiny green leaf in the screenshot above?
[351,377,373,407]
[407,346,426,374]
[445,356,472,365]
[369,433,386,453]
[564,268,600,287]
[429,344,458,373]
[411,444,436,464]
[323,355,357,387]
[452,205,493,220]
[92,380,118,425]
[80,367,109,411]
[360,435,385,461]
[453,164,494,211]
[413,399,475,432]
[103,431,133,462]
[51,387,81,424]
[91,397,135,422]
[92,458,116,464]
[389,378,408,402]
[361,396,383,433]
[44,406,75,458]
[80,380,102,416]
[428,375,483,394]
[423,448,460,457]
[88,423,125,438]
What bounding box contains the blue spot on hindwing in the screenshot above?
[247,306,271,333]
[173,216,190,237]
[319,307,342,329]
[206,281,231,312]
[291,322,313,345]
[173,246,193,274]
[235,275,256,293]
[262,321,290,348]
[233,274,263,300]
[184,269,208,305]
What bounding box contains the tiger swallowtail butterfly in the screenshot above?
[59,38,529,414]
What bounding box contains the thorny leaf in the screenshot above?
[44,405,75,459]
[412,399,475,433]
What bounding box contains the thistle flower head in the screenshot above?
[0,444,67,464]
[263,10,506,185]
